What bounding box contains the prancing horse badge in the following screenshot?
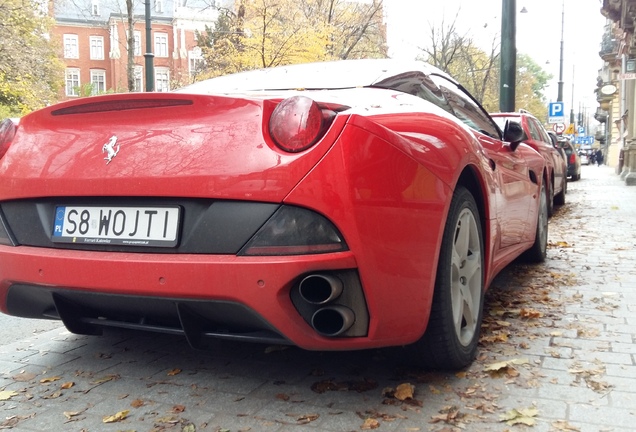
[102,135,120,164]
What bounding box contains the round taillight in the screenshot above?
[269,96,324,152]
[0,119,17,159]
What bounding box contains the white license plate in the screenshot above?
[52,206,181,247]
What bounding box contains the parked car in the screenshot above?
[553,136,581,181]
[579,151,591,165]
[0,59,547,370]
[492,111,567,216]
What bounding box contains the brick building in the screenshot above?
[51,0,228,100]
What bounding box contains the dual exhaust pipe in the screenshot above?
[298,274,354,337]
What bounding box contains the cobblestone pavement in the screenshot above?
[0,165,634,432]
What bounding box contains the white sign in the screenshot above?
[553,123,565,134]
[619,73,636,80]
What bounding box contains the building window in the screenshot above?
[90,36,104,60]
[189,47,205,80]
[134,66,143,92]
[134,31,141,56]
[154,33,168,57]
[155,0,163,13]
[63,34,79,59]
[90,70,106,95]
[65,68,80,96]
[91,0,99,15]
[155,67,170,92]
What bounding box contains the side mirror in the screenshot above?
[502,120,527,151]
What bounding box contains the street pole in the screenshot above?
[570,66,575,124]
[144,0,154,92]
[499,0,516,112]
[557,0,564,102]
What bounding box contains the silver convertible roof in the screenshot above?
[178,59,453,94]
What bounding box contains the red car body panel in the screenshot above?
[491,112,566,207]
[0,60,546,350]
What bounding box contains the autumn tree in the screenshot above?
[298,0,386,60]
[197,0,386,79]
[418,11,551,116]
[515,53,551,120]
[0,0,64,117]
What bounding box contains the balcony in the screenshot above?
[600,33,620,60]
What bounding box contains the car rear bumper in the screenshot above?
[0,246,420,350]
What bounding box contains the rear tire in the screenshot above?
[410,186,484,370]
[522,182,548,263]
[547,178,554,217]
[554,175,566,206]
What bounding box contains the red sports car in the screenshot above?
[491,111,567,216]
[0,59,547,369]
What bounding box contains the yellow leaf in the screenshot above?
[361,418,380,430]
[484,358,529,372]
[0,390,18,401]
[102,409,130,423]
[394,383,415,401]
[40,376,62,383]
[63,411,81,420]
[167,368,182,376]
[60,382,74,389]
[499,407,538,426]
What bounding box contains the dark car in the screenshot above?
[555,137,582,181]
[492,111,567,216]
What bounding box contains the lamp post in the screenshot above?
[499,0,517,112]
[144,0,155,92]
[557,0,564,102]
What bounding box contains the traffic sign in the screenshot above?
[573,136,595,145]
[553,123,565,134]
[564,124,575,134]
[548,102,565,124]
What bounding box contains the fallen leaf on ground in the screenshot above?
[167,368,181,376]
[484,358,529,372]
[60,382,74,389]
[499,407,538,426]
[394,383,415,401]
[102,409,129,423]
[130,399,145,408]
[520,308,544,319]
[292,413,319,424]
[43,391,62,399]
[40,376,62,383]
[360,418,380,429]
[90,374,119,385]
[552,420,581,431]
[0,390,18,401]
[12,372,37,382]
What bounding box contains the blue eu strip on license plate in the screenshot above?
[52,205,180,247]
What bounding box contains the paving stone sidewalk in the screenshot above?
[0,164,634,432]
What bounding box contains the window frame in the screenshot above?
[65,68,81,97]
[134,65,143,92]
[89,36,104,60]
[63,34,79,59]
[154,32,168,58]
[155,67,170,92]
[90,69,106,95]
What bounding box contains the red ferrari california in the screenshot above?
[0,59,547,369]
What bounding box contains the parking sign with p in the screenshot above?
[548,102,565,124]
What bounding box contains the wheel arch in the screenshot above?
[454,165,489,268]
